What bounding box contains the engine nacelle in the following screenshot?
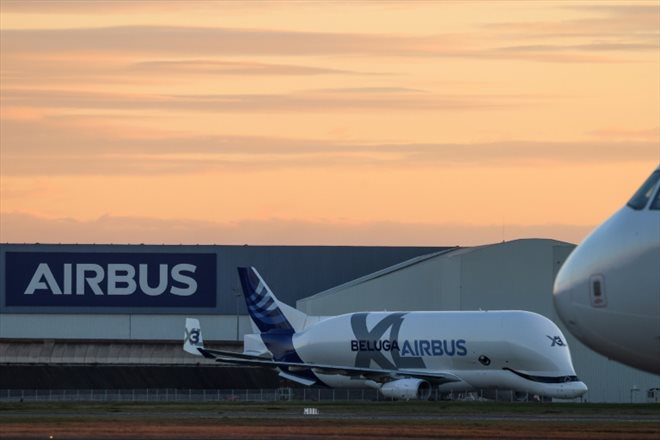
[379,378,432,400]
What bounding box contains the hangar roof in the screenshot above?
[297,239,574,314]
[301,246,462,303]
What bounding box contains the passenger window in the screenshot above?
[627,170,660,210]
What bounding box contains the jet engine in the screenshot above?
[379,378,432,400]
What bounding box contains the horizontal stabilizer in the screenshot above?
[279,371,317,386]
[199,347,270,360]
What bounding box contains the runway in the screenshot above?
[1,401,658,440]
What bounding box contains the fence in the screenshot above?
[0,388,548,403]
[0,388,377,403]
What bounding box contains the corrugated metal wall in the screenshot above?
[0,314,252,340]
[0,340,231,364]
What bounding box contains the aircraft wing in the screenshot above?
[196,347,271,360]
[197,348,461,385]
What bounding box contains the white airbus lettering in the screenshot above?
[171,264,197,296]
[139,264,168,296]
[25,263,61,295]
[23,263,199,296]
[76,264,104,295]
[107,264,136,296]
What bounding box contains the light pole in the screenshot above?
[232,286,241,341]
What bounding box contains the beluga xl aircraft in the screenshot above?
[184,267,587,400]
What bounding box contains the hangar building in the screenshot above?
[1,240,658,402]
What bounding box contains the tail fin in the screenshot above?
[237,267,307,334]
[183,317,204,355]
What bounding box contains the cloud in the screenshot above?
[1,117,657,176]
[566,5,660,18]
[0,211,589,246]
[0,1,290,15]
[486,4,659,37]
[0,26,454,57]
[454,50,619,64]
[1,23,645,64]
[0,1,178,14]
[128,60,365,76]
[589,127,660,141]
[2,2,656,69]
[0,88,513,113]
[311,87,426,94]
[480,4,659,63]
[496,43,659,53]
[1,59,369,91]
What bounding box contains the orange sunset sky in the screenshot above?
[0,1,658,246]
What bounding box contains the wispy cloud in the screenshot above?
[0,26,455,57]
[128,59,366,76]
[310,87,426,94]
[0,59,370,91]
[2,117,657,176]
[0,211,590,246]
[480,4,659,64]
[496,43,658,53]
[1,23,649,64]
[589,127,660,141]
[1,88,515,113]
[0,1,287,15]
[486,4,659,39]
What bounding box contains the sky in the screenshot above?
[0,1,658,246]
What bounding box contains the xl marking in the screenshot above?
[547,335,565,347]
[184,328,201,345]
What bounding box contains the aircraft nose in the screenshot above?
[566,381,589,398]
[553,209,622,335]
[553,249,591,337]
[552,277,574,325]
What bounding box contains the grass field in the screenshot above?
[1,401,658,439]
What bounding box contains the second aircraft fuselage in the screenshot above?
[554,167,660,374]
[288,310,586,398]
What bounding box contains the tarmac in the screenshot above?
[1,401,658,440]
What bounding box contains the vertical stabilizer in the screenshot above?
[183,317,204,355]
[237,267,307,333]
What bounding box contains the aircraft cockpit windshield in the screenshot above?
[627,169,660,210]
[651,182,660,210]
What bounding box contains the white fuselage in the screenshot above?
[553,175,660,374]
[289,310,587,398]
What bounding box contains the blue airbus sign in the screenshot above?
[5,252,217,307]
